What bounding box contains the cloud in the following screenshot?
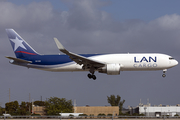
[150,14,180,30]
[0,1,53,32]
[59,0,112,31]
[2,0,179,54]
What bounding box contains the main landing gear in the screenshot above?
[87,73,96,80]
[162,69,167,78]
[87,67,97,80]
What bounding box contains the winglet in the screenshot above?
[54,38,65,50]
[54,38,69,54]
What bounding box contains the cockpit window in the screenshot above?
[169,57,175,60]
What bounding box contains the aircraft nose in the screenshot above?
[175,59,178,66]
[169,59,178,67]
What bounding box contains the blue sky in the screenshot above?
[102,0,180,21]
[1,0,180,108]
[8,0,180,21]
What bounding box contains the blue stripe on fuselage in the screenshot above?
[23,54,102,65]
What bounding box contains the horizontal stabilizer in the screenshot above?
[6,56,32,63]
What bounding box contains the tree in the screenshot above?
[5,101,32,115]
[5,101,19,115]
[25,102,32,115]
[19,102,27,115]
[107,95,125,113]
[19,102,31,115]
[0,107,5,115]
[44,97,73,115]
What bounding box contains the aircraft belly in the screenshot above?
[52,64,83,72]
[27,63,84,72]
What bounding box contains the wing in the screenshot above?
[54,38,105,69]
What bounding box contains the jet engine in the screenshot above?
[98,63,121,75]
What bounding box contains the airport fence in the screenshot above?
[0,115,180,119]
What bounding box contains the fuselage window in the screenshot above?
[169,57,174,60]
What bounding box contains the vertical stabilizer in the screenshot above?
[6,29,39,58]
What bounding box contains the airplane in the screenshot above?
[5,29,178,80]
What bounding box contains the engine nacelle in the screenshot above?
[98,64,121,75]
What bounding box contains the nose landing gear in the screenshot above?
[162,74,166,77]
[162,69,167,78]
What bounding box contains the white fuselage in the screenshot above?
[27,53,178,72]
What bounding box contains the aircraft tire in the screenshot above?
[88,74,92,79]
[92,75,96,80]
[162,74,166,78]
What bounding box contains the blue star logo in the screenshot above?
[10,37,27,51]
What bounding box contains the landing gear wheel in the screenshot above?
[88,67,97,80]
[162,69,167,78]
[88,74,92,79]
[92,75,96,80]
[87,74,96,80]
[162,74,166,78]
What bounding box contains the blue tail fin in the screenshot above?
[6,29,39,58]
